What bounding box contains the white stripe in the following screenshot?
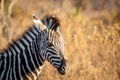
[25,34,32,42]
[32,28,39,35]
[52,62,60,68]
[48,54,61,66]
[0,61,2,68]
[22,38,37,77]
[21,38,29,46]
[0,52,7,79]
[38,52,44,65]
[52,61,61,65]
[15,41,24,80]
[34,53,40,68]
[10,47,17,80]
[51,23,55,29]
[0,54,2,59]
[44,18,48,26]
[33,17,46,30]
[45,51,50,60]
[47,52,52,62]
[22,65,31,80]
[33,42,39,70]
[27,47,37,77]
[14,44,22,78]
[47,48,57,55]
[31,45,40,74]
[18,53,23,80]
[10,69,12,80]
[23,51,32,72]
[16,40,25,50]
[0,54,2,68]
[39,64,44,70]
[51,58,61,62]
[28,31,36,39]
[6,50,12,80]
[37,65,44,76]
[48,19,52,29]
[14,44,20,53]
[0,54,2,70]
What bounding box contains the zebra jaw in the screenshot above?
[57,67,65,75]
[57,59,69,75]
[57,63,69,75]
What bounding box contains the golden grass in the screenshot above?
[0,0,120,80]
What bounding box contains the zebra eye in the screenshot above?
[47,42,53,47]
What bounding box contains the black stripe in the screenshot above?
[28,30,36,39]
[12,44,21,80]
[8,48,13,79]
[0,60,3,71]
[30,26,40,36]
[29,42,38,75]
[23,34,31,44]
[14,41,23,51]
[32,26,40,34]
[19,39,34,77]
[9,45,16,80]
[27,32,37,73]
[15,53,21,80]
[2,50,9,79]
[21,65,29,80]
[16,39,31,78]
[21,33,35,73]
[26,31,34,40]
[47,48,57,55]
[21,35,37,75]
[20,38,35,73]
[50,56,61,61]
[36,33,45,63]
[45,18,48,26]
[0,25,47,79]
[34,38,44,66]
[0,54,2,60]
[31,41,39,68]
[46,52,51,61]
[50,23,54,30]
[0,54,4,77]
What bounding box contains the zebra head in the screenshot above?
[33,14,68,75]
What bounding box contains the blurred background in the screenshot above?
[0,0,120,80]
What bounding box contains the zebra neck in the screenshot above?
[0,25,46,80]
[38,29,48,60]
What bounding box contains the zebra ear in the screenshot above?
[32,14,47,30]
[41,15,60,31]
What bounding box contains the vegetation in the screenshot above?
[0,0,120,80]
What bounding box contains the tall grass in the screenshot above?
[0,0,120,80]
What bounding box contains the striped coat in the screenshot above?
[0,25,46,80]
[0,14,68,80]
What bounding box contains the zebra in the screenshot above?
[0,14,68,80]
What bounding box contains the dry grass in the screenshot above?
[0,0,120,80]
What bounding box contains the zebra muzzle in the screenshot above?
[57,58,69,75]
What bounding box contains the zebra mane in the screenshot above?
[0,14,60,53]
[0,25,39,53]
[41,14,60,31]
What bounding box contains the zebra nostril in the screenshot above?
[62,66,65,71]
[56,58,69,75]
[57,67,65,75]
[61,59,69,73]
[65,62,70,73]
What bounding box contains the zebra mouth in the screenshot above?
[57,67,65,75]
[57,59,68,75]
